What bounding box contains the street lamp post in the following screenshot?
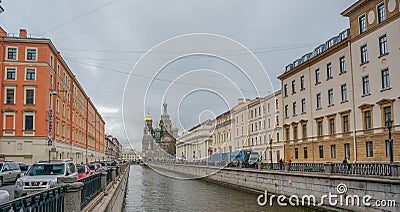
[386,119,394,164]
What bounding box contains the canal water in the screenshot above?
[124,165,315,212]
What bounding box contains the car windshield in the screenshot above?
[27,164,65,176]
[77,166,85,173]
[249,153,259,160]
[87,165,95,170]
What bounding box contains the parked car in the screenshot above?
[247,152,261,168]
[0,162,21,187]
[14,159,78,197]
[0,190,10,204]
[86,164,97,175]
[77,165,90,179]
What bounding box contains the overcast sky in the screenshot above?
[0,0,357,151]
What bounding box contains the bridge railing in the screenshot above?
[332,163,392,176]
[0,185,66,212]
[157,159,400,178]
[78,172,102,209]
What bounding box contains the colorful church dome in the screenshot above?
[145,113,152,122]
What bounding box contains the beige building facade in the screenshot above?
[176,120,213,161]
[279,0,399,163]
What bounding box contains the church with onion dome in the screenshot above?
[141,101,179,161]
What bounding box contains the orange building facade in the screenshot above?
[0,27,105,164]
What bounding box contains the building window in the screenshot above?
[379,35,388,56]
[284,84,288,97]
[276,132,280,142]
[366,141,373,157]
[24,115,34,131]
[293,102,297,116]
[315,69,320,84]
[329,118,335,135]
[300,76,305,90]
[316,93,321,109]
[302,123,307,139]
[6,68,16,80]
[25,89,35,105]
[275,99,278,110]
[5,88,15,104]
[293,126,298,141]
[317,120,323,137]
[344,143,351,159]
[295,148,299,159]
[339,56,346,74]
[301,98,306,113]
[276,115,279,126]
[285,105,289,119]
[341,84,347,102]
[25,68,36,80]
[319,146,324,158]
[7,47,17,60]
[377,2,386,23]
[292,80,296,94]
[360,44,368,64]
[383,106,392,127]
[381,68,390,89]
[343,115,349,133]
[359,14,366,34]
[326,63,332,79]
[364,110,372,130]
[304,147,308,159]
[362,75,370,95]
[331,145,336,159]
[26,48,37,61]
[328,89,334,106]
[50,55,54,68]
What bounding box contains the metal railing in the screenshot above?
[289,163,325,173]
[78,173,102,209]
[153,159,397,178]
[0,185,66,212]
[332,163,392,176]
[106,168,113,185]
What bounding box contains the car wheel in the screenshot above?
[0,177,3,187]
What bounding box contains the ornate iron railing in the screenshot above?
[332,163,392,176]
[0,185,66,212]
[288,163,325,173]
[78,173,102,209]
[260,163,282,170]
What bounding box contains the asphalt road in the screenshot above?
[0,183,15,201]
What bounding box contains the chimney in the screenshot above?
[19,29,27,38]
[237,98,244,104]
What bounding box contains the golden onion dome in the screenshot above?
[145,113,152,122]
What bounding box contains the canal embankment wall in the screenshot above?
[149,163,400,212]
[84,165,130,212]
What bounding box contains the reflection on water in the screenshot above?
[124,165,317,211]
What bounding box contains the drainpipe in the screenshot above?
[348,40,358,162]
